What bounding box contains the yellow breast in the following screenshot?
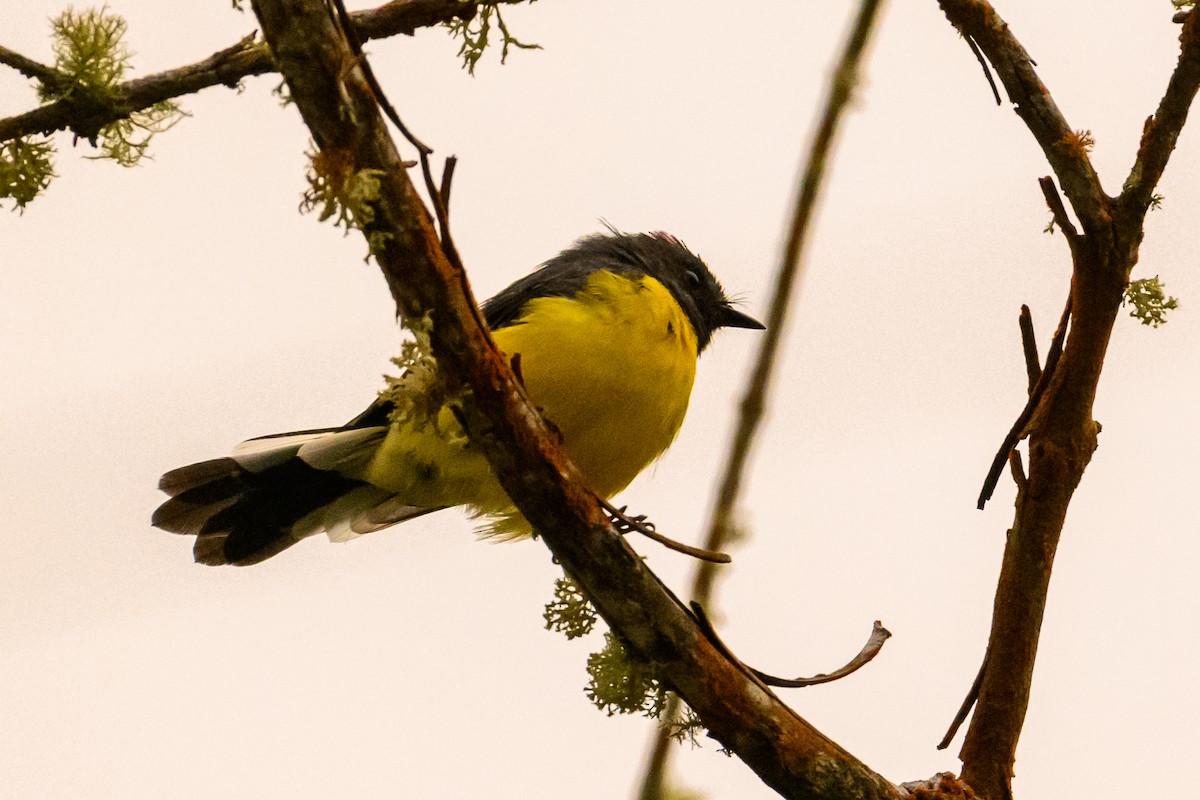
[493,270,699,499]
[362,270,699,530]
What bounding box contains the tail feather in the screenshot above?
[153,427,436,566]
[158,457,241,495]
[348,497,442,536]
[152,469,244,535]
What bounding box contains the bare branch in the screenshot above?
[936,6,1200,800]
[693,0,887,620]
[962,33,1001,106]
[601,501,732,564]
[1038,175,1078,240]
[0,0,497,144]
[0,44,59,85]
[1120,10,1200,220]
[938,653,987,751]
[753,622,892,689]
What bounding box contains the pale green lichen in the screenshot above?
[585,631,669,718]
[665,705,707,747]
[446,2,541,75]
[42,7,131,98]
[300,144,392,258]
[378,312,452,431]
[40,7,183,167]
[1124,276,1179,328]
[1,138,56,211]
[543,574,598,640]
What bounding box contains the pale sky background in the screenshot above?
[2,1,1197,798]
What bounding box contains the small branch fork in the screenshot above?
[975,289,1071,510]
[936,4,1200,800]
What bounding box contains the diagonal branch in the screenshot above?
[0,45,59,84]
[1119,9,1200,220]
[0,0,501,143]
[938,0,1108,238]
[248,1,903,798]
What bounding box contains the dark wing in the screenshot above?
[482,255,607,329]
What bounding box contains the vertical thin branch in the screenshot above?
[637,1,888,795]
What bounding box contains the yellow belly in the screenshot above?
[362,271,698,532]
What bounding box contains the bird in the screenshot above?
[153,230,764,565]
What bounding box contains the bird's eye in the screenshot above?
[685,270,700,287]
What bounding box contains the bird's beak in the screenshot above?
[720,305,766,330]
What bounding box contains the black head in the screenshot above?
[483,230,764,352]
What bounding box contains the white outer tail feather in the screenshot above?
[231,427,432,544]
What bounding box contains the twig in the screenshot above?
[1018,305,1040,395]
[1008,449,1026,493]
[0,0,498,143]
[976,292,1071,510]
[438,154,456,218]
[692,603,892,689]
[331,0,432,154]
[752,621,892,688]
[419,151,465,270]
[0,45,60,85]
[962,33,1001,105]
[939,649,989,750]
[1038,175,1078,239]
[600,500,731,564]
[693,0,887,607]
[1119,8,1200,218]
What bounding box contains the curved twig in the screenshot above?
[692,603,892,688]
[601,500,731,564]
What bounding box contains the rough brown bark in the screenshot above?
[935,4,1200,800]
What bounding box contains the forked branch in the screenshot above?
[937,5,1200,800]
